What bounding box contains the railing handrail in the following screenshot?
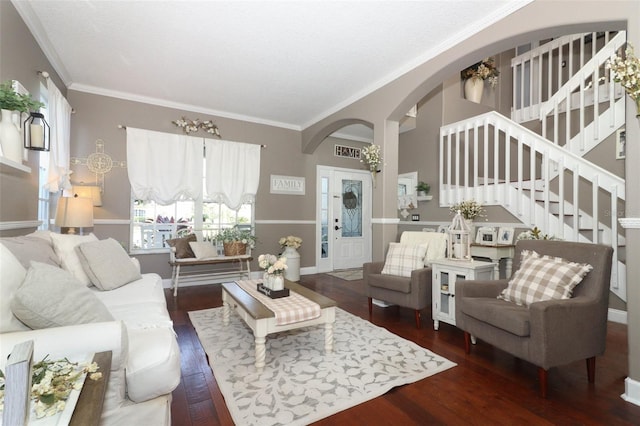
[440,111,625,201]
[539,31,626,118]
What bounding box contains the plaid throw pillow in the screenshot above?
[498,250,593,307]
[381,243,428,278]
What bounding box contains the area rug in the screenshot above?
[326,268,363,281]
[189,307,456,426]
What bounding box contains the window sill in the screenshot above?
[0,156,31,173]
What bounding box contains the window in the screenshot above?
[37,81,50,230]
[130,198,254,253]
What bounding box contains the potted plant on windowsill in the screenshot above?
[215,226,257,256]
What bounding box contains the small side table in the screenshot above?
[431,259,495,330]
[470,244,515,279]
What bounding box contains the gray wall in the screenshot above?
[2,0,639,388]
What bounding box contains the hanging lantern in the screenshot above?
[447,210,472,261]
[23,112,50,151]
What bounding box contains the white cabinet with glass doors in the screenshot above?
[431,259,495,330]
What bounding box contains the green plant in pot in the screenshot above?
[416,181,430,196]
[0,80,44,113]
[0,80,45,164]
[215,226,257,256]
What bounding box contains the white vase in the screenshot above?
[283,246,300,282]
[464,78,484,103]
[0,109,23,164]
[271,274,284,291]
[263,272,272,289]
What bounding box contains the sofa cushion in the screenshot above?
[0,243,30,333]
[50,232,99,286]
[368,273,412,294]
[381,243,428,278]
[461,297,531,336]
[498,250,593,307]
[126,327,181,402]
[166,234,196,259]
[399,231,447,266]
[77,238,142,290]
[189,241,218,259]
[0,235,60,268]
[10,261,114,329]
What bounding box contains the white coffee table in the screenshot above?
[221,280,336,372]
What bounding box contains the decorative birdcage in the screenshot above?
[447,210,472,261]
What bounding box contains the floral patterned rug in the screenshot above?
[189,307,456,426]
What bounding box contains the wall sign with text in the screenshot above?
[334,144,361,160]
[270,175,306,195]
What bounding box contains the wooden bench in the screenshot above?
[169,249,252,296]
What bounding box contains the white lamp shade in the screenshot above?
[55,196,94,229]
[72,185,102,206]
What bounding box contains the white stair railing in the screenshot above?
[539,31,627,154]
[512,31,622,123]
[439,111,626,300]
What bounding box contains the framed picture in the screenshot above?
[498,227,515,245]
[475,227,497,245]
[616,128,626,159]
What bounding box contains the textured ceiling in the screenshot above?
[13,0,529,132]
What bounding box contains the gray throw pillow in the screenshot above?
[11,262,114,329]
[77,238,142,291]
[0,236,60,268]
[166,234,197,258]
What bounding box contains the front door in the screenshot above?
[332,170,371,270]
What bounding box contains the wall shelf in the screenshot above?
[417,195,433,201]
[0,156,31,173]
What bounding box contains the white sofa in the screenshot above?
[0,231,180,425]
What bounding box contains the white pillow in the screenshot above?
[0,244,30,333]
[50,233,98,286]
[10,261,114,329]
[77,238,142,291]
[399,231,447,266]
[381,243,428,278]
[189,242,219,259]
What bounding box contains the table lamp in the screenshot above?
[55,195,94,234]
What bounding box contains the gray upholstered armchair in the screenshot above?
[364,231,447,328]
[455,239,613,398]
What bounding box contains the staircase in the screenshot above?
[439,31,627,301]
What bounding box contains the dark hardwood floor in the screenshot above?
[165,274,640,425]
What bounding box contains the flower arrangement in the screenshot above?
[449,200,486,220]
[279,235,302,249]
[214,226,256,248]
[172,116,221,136]
[606,44,640,115]
[0,355,101,419]
[461,58,500,88]
[516,226,559,240]
[258,253,288,275]
[360,144,382,172]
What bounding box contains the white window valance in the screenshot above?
[45,80,73,193]
[204,139,261,210]
[126,127,203,205]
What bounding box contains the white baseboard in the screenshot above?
[622,377,640,407]
[608,308,627,324]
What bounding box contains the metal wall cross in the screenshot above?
[70,139,126,192]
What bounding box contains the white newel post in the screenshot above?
[283,246,300,282]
